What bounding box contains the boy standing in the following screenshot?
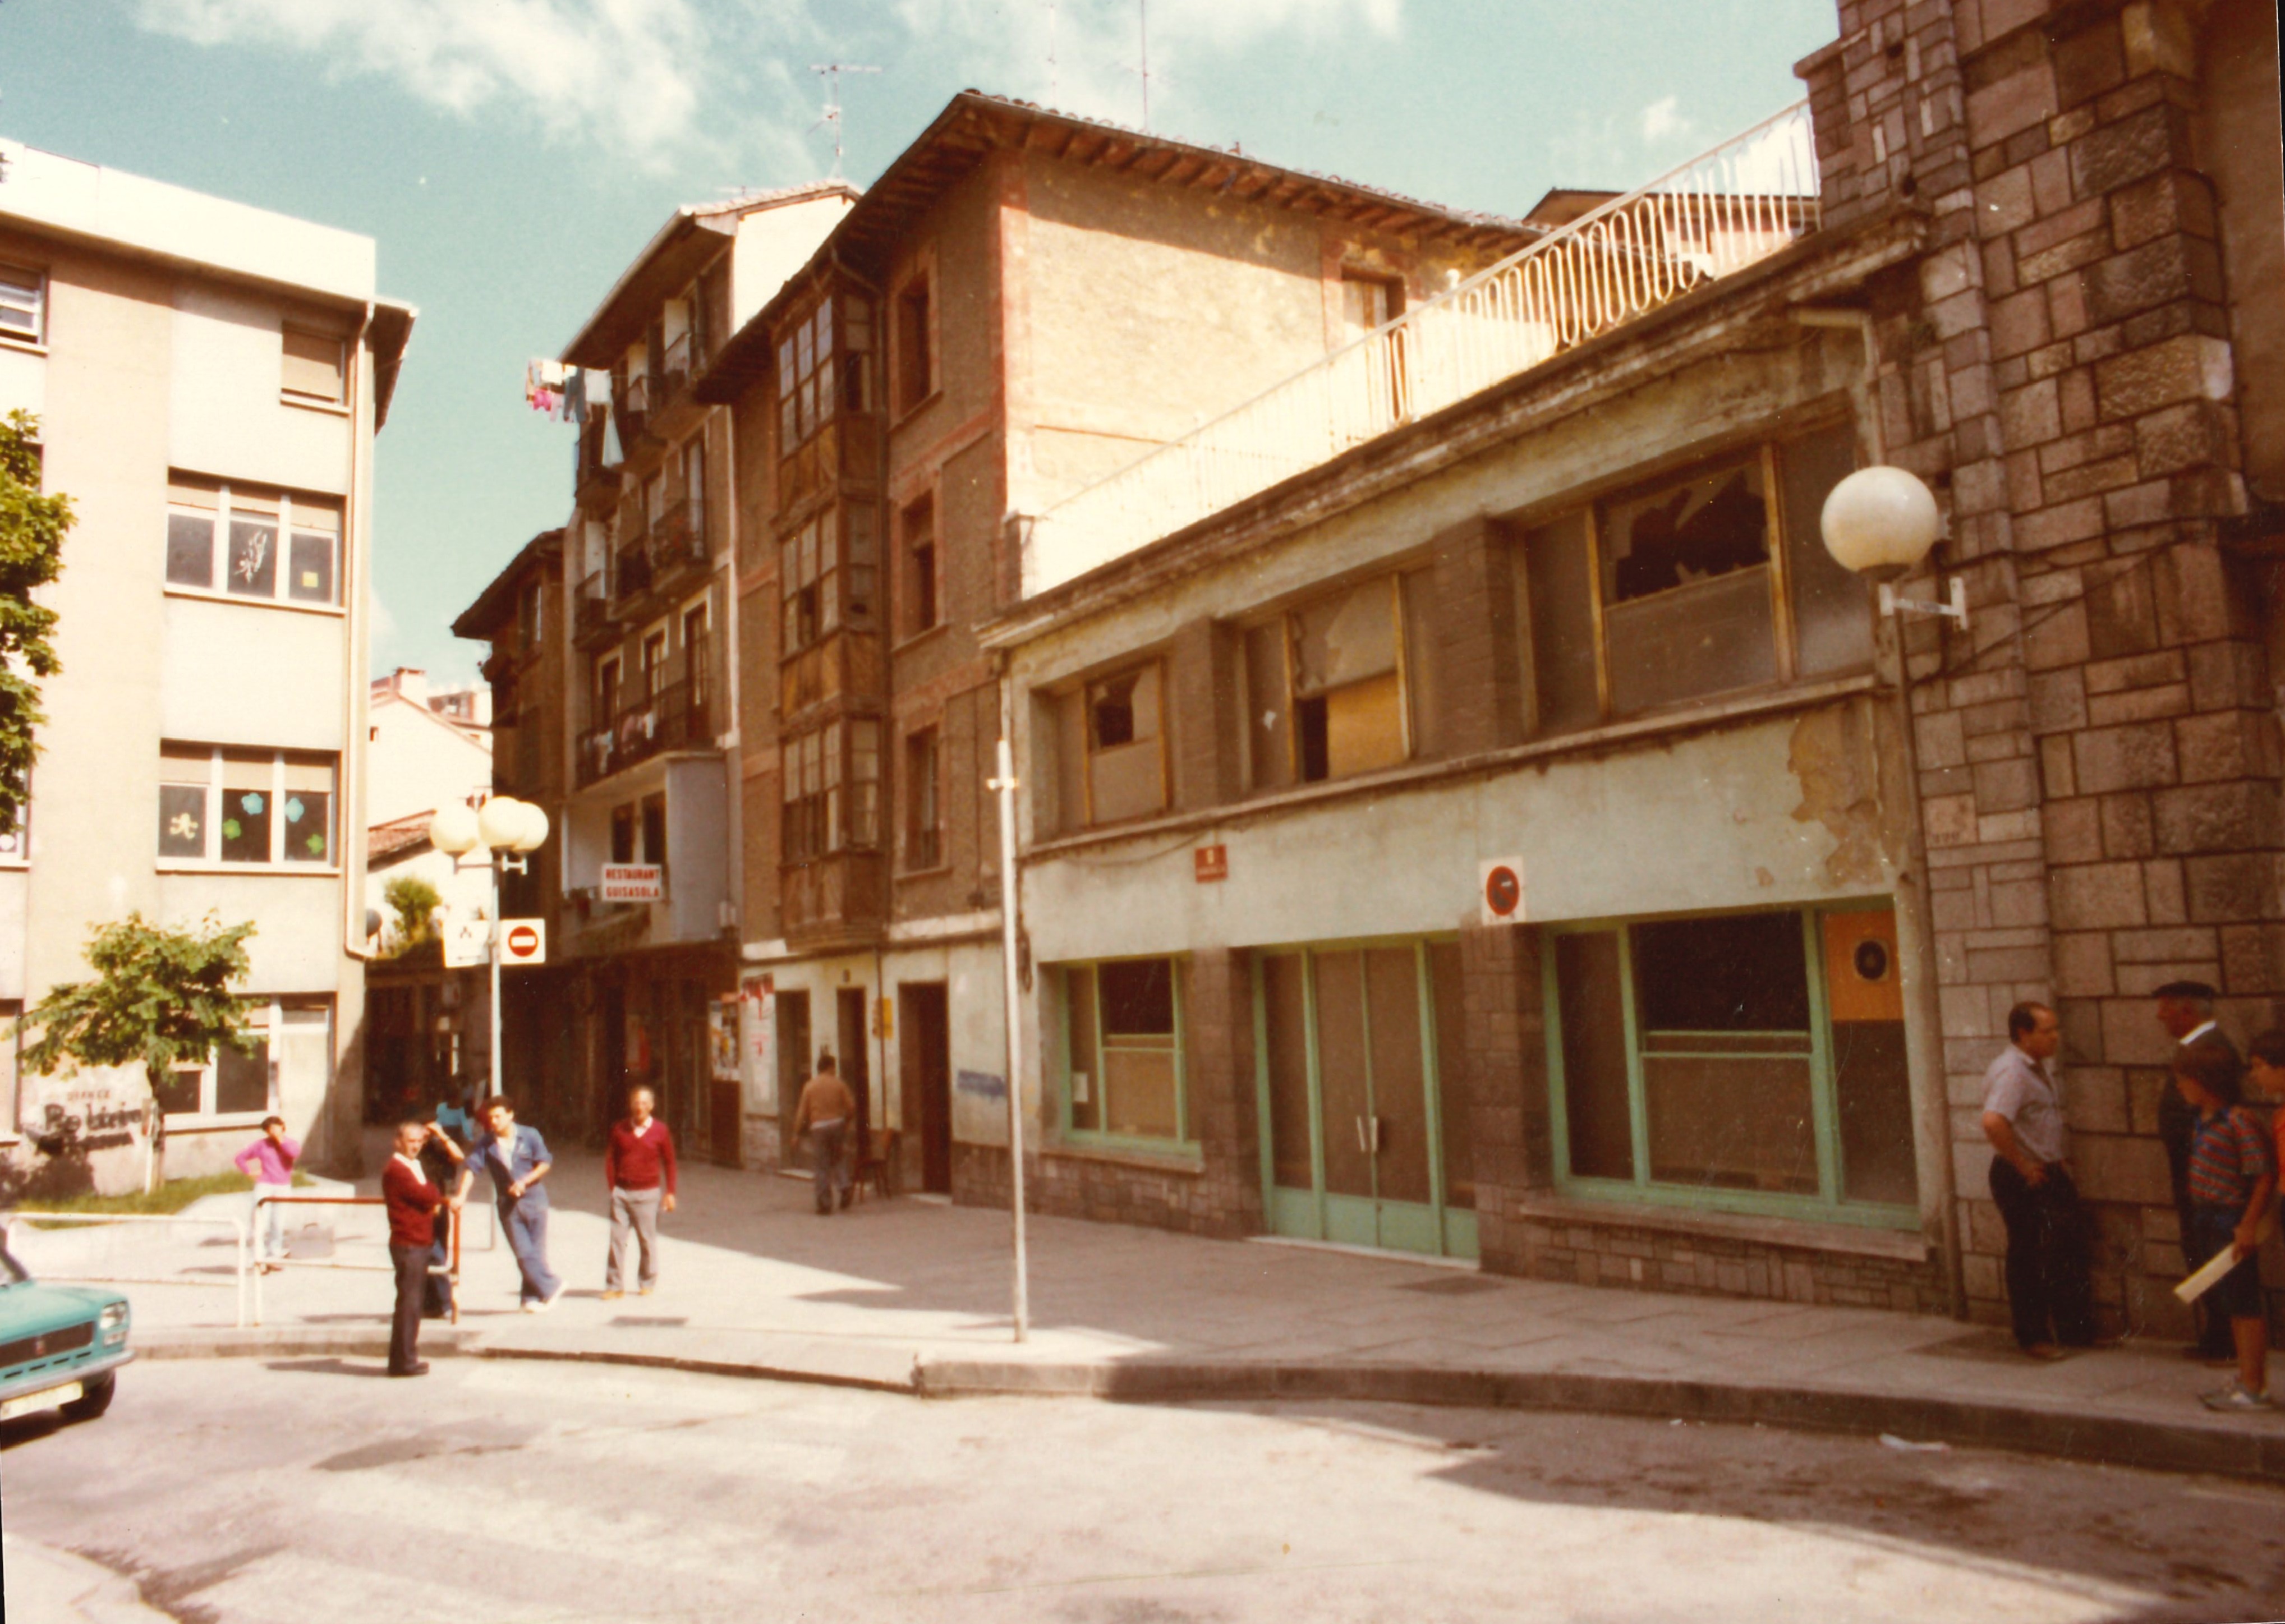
[233,1116,298,1272]
[2175,1044,2275,1411]
[603,1085,677,1299]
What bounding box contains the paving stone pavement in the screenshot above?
[11,1147,2285,1478]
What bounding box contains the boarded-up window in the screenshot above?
[1602,461,1776,715]
[282,328,345,404]
[1061,959,1182,1142]
[1519,511,1598,735]
[1291,577,1406,781]
[1084,664,1166,825]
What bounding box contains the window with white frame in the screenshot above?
[157,744,337,867]
[0,774,27,863]
[153,1001,332,1121]
[281,327,347,406]
[0,263,44,346]
[165,476,342,606]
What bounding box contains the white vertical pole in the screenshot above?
[488,857,504,1102]
[992,736,1029,1342]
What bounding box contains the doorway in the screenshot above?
[776,989,811,1167]
[1258,942,1475,1259]
[900,981,952,1194]
[599,983,627,1144]
[836,987,872,1165]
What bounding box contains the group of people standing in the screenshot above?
[1982,979,2282,1411]
[380,1086,676,1377]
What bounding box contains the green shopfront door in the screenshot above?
[1257,942,1476,1259]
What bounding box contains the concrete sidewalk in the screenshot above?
[21,1149,2285,1483]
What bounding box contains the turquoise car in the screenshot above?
[0,1236,131,1425]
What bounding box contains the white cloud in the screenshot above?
[896,0,1404,128]
[133,0,728,164]
[1639,94,1684,144]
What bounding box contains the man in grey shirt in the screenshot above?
[1981,1002,2100,1358]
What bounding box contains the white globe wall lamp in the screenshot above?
[426,794,550,1100]
[1819,464,1969,634]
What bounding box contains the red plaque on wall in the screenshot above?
[1194,844,1229,883]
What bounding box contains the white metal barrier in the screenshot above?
[1,1209,252,1328]
[1027,100,1822,591]
[251,1193,459,1328]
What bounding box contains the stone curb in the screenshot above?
[125,1327,2285,1484]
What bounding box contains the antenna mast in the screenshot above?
[810,62,882,175]
[1138,0,1151,131]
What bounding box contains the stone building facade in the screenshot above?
[1797,0,2284,1332]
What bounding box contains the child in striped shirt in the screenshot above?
[2174,1043,2275,1411]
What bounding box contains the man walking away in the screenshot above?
[234,1116,298,1272]
[793,1051,856,1216]
[603,1085,677,1300]
[1982,1002,2103,1359]
[2157,979,2242,1363]
[381,1120,463,1377]
[464,1096,564,1312]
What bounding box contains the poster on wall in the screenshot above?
[709,996,739,1082]
[741,975,774,1111]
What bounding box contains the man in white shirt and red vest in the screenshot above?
[603,1085,677,1299]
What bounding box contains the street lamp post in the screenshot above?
[427,796,550,1101]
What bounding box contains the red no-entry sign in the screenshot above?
[500,920,547,965]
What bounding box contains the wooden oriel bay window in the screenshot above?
[781,718,881,864]
[1519,423,1869,733]
[776,293,874,509]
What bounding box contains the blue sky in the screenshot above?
[2,0,1840,683]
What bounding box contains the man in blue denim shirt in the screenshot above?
[459,1096,564,1312]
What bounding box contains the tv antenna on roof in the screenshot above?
[811,63,881,175]
[1045,1,1059,103]
[1136,0,1151,131]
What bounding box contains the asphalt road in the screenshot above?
[6,1356,2285,1623]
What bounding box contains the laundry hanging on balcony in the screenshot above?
[525,357,569,419]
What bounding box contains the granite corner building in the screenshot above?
[456,0,2284,1336]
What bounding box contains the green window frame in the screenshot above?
[1543,902,1918,1230]
[1055,958,1190,1150]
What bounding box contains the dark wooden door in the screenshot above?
[837,987,871,1163]
[775,990,811,1167]
[900,981,951,1193]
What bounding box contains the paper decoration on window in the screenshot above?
[284,797,305,823]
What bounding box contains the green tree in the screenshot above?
[383,873,443,952]
[0,408,72,839]
[17,912,259,1102]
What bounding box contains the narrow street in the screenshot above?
[7,1356,2285,1623]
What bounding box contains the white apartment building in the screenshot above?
[0,137,413,1189]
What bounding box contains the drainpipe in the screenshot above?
[334,301,378,1178]
[1795,304,1965,1319]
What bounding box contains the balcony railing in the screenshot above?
[1025,102,1820,594]
[662,330,692,398]
[576,672,715,788]
[612,539,654,606]
[651,499,706,576]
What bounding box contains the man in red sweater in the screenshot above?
[603,1085,677,1299]
[382,1119,463,1376]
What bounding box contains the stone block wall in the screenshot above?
[1799,0,2282,1335]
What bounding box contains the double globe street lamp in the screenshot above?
[426,795,550,1101]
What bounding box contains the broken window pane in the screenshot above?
[1632,912,1809,1033]
[1601,459,1777,715]
[1782,422,1875,677]
[1086,664,1165,824]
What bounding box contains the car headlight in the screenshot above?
[99,1301,128,1344]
